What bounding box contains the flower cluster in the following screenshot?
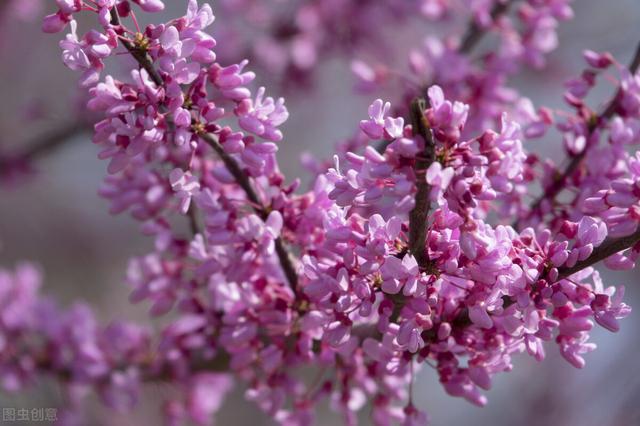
[518,49,640,270]
[353,0,572,136]
[210,0,442,87]
[305,91,631,417]
[0,1,638,426]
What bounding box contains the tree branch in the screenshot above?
[199,133,300,293]
[557,227,640,279]
[36,350,231,384]
[458,0,515,54]
[600,41,640,121]
[408,98,435,268]
[0,123,87,174]
[35,180,640,387]
[109,8,299,294]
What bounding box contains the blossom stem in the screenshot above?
[557,227,640,279]
[408,97,435,268]
[109,8,299,295]
[518,40,640,227]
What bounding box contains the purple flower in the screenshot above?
[236,87,289,141]
[187,373,233,425]
[169,168,201,214]
[133,0,165,13]
[360,99,404,140]
[380,254,420,295]
[28,0,639,423]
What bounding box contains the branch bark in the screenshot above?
[408,98,435,268]
[109,11,163,86]
[39,224,640,384]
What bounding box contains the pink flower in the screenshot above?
[559,334,596,369]
[42,11,70,33]
[133,0,165,13]
[187,373,234,425]
[583,50,613,69]
[360,99,404,140]
[236,87,289,141]
[211,60,255,101]
[426,162,454,201]
[468,303,493,329]
[427,85,469,141]
[380,254,420,295]
[169,168,201,214]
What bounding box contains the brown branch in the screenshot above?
[458,0,515,54]
[0,123,87,173]
[557,227,640,279]
[109,8,299,294]
[518,40,640,227]
[39,322,387,384]
[0,1,10,23]
[408,98,435,268]
[36,350,231,384]
[198,133,262,207]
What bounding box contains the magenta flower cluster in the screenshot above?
[1,0,639,425]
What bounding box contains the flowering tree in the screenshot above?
[1,0,638,424]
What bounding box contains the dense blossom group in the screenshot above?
[0,0,639,425]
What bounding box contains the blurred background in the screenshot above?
[1,0,639,425]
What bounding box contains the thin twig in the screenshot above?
[408,98,435,268]
[448,227,640,329]
[600,41,640,120]
[199,133,300,293]
[109,8,299,294]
